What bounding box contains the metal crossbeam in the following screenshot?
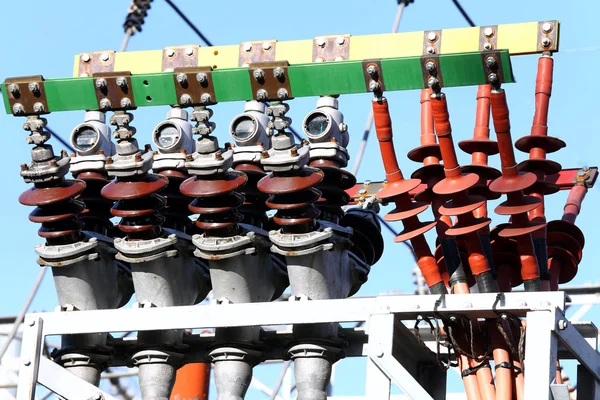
[71,21,559,76]
[3,51,513,115]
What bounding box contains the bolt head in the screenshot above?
[336,36,346,46]
[316,37,326,47]
[176,73,187,84]
[243,43,253,52]
[100,52,110,62]
[27,319,35,327]
[334,56,344,61]
[366,65,377,76]
[95,78,107,89]
[369,80,380,92]
[577,170,586,177]
[12,103,25,115]
[256,89,268,101]
[120,98,132,108]
[486,56,497,67]
[81,53,91,63]
[558,319,568,330]
[116,77,127,88]
[276,88,289,100]
[28,82,40,93]
[427,31,438,42]
[483,42,493,50]
[273,67,285,80]
[427,77,439,88]
[180,94,192,105]
[8,84,19,95]
[99,98,111,109]
[196,72,208,84]
[253,69,265,80]
[484,27,494,38]
[426,46,435,54]
[542,22,553,33]
[33,102,45,113]
[262,41,272,50]
[488,73,498,83]
[425,61,436,72]
[200,93,212,104]
[23,359,31,366]
[315,56,326,63]
[541,37,552,48]
[185,47,194,56]
[165,48,175,58]
[94,393,103,400]
[358,189,367,195]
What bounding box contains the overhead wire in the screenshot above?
[164,0,213,46]
[450,0,476,27]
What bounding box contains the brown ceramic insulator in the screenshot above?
[71,171,114,235]
[459,85,501,203]
[309,159,356,224]
[372,97,444,292]
[153,169,193,233]
[257,166,323,234]
[20,179,87,245]
[102,173,169,240]
[234,162,270,228]
[180,170,247,237]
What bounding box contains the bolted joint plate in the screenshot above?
[248,61,292,102]
[92,71,136,111]
[238,40,277,67]
[77,51,116,77]
[162,46,200,72]
[312,35,350,63]
[173,66,216,106]
[114,234,178,263]
[4,75,49,116]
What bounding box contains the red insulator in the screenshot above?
[20,179,86,245]
[101,171,168,240]
[310,158,356,224]
[153,167,193,233]
[180,170,247,237]
[430,93,495,290]
[234,160,270,228]
[547,184,586,290]
[458,85,501,208]
[257,163,323,234]
[489,89,545,290]
[71,170,115,235]
[371,97,445,294]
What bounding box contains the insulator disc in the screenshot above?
[458,138,499,155]
[518,159,562,175]
[433,173,479,196]
[20,180,86,206]
[489,171,537,194]
[102,174,168,200]
[394,220,436,243]
[257,167,324,194]
[407,144,441,163]
[514,135,565,154]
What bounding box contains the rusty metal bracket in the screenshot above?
[538,21,559,52]
[481,50,505,85]
[78,51,116,77]
[93,72,136,111]
[238,40,277,67]
[312,35,350,62]
[574,167,597,189]
[420,55,443,89]
[363,60,385,94]
[423,30,442,55]
[173,66,216,106]
[162,46,200,72]
[479,26,498,51]
[248,61,292,102]
[4,75,49,116]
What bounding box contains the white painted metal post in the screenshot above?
[524,310,557,400]
[366,314,393,400]
[16,317,42,400]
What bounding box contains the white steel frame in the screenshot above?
[15,291,600,400]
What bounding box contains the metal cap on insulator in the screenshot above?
[229,100,271,147]
[302,96,348,147]
[152,108,195,154]
[70,111,114,156]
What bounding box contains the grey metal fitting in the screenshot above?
[116,76,128,88]
[175,73,187,85]
[302,95,349,148]
[196,72,208,84]
[152,108,195,154]
[8,83,19,95]
[425,61,436,72]
[252,69,265,81]
[229,100,271,147]
[95,78,107,90]
[70,111,114,157]
[28,82,40,94]
[273,67,285,81]
[99,98,111,110]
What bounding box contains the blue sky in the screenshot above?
[1,0,599,398]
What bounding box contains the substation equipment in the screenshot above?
[3,19,600,400]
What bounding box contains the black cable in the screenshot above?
[164,0,213,46]
[45,126,75,154]
[451,0,476,27]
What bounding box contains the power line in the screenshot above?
[164,0,213,46]
[451,0,476,27]
[46,126,75,154]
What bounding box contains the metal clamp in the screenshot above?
[248,61,292,102]
[423,30,442,55]
[162,46,200,72]
[312,35,350,62]
[479,25,498,51]
[238,40,277,67]
[363,60,385,94]
[173,66,216,106]
[537,20,559,52]
[4,76,49,116]
[574,167,597,188]
[420,55,443,89]
[78,51,116,77]
[481,50,505,86]
[92,72,136,111]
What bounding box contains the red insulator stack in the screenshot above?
[515,55,564,290]
[257,158,324,234]
[101,171,168,240]
[489,88,545,292]
[371,96,446,295]
[310,158,355,224]
[152,168,193,233]
[547,184,586,291]
[430,92,496,293]
[71,170,114,236]
[234,157,269,228]
[180,163,247,237]
[20,179,86,246]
